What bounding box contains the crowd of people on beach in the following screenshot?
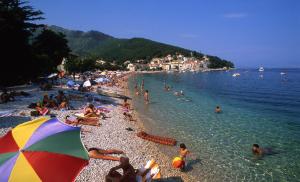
[0,70,275,181]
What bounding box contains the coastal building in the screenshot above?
[96,59,106,65]
[127,63,136,71]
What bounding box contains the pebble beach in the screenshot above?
[0,73,195,182]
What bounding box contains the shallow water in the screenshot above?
[129,69,300,181]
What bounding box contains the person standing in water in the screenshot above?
[134,83,139,95]
[141,79,145,92]
[144,90,149,104]
[179,143,190,170]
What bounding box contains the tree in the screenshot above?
[0,0,43,86]
[32,29,71,74]
[64,57,81,79]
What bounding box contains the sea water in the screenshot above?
[128,69,300,181]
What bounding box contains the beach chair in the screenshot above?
[136,159,161,182]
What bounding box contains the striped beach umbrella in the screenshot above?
[0,117,89,182]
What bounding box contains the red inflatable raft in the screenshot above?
[137,131,177,146]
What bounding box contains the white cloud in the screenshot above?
[223,13,248,18]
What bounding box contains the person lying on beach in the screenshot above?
[144,90,149,104]
[0,89,15,103]
[179,143,190,170]
[84,104,100,117]
[88,148,124,161]
[122,98,130,110]
[105,157,136,182]
[215,106,221,113]
[123,112,136,122]
[65,115,100,126]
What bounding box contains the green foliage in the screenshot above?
[0,0,43,85]
[48,26,205,64]
[65,57,96,74]
[32,29,70,69]
[207,56,234,69]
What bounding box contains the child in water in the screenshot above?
[179,143,190,170]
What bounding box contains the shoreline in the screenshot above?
[122,73,196,181]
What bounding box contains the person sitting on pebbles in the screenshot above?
[122,98,130,110]
[105,157,136,182]
[84,104,100,117]
[43,94,57,108]
[123,112,136,122]
[55,90,69,108]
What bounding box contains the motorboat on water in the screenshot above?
[232,73,240,77]
[259,67,264,72]
[280,72,286,75]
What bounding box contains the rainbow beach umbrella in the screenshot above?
[0,117,89,182]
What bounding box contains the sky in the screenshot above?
[30,0,300,68]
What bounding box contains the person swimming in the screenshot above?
[215,106,221,113]
[252,144,276,156]
[174,90,184,96]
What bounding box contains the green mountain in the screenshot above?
[48,25,234,68]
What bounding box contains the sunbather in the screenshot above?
[65,115,100,126]
[0,89,14,103]
[43,94,57,108]
[84,104,100,117]
[88,148,124,161]
[55,90,68,106]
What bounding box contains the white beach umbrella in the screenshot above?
[83,80,91,87]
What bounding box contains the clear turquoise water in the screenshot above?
[129,69,300,181]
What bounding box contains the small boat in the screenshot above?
[137,131,177,146]
[280,72,286,75]
[259,67,264,72]
[232,73,240,77]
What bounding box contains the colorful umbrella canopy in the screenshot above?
[0,117,89,182]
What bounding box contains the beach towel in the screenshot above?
[38,108,49,116]
[0,110,14,117]
[74,113,99,119]
[136,160,161,182]
[67,80,75,87]
[96,106,111,113]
